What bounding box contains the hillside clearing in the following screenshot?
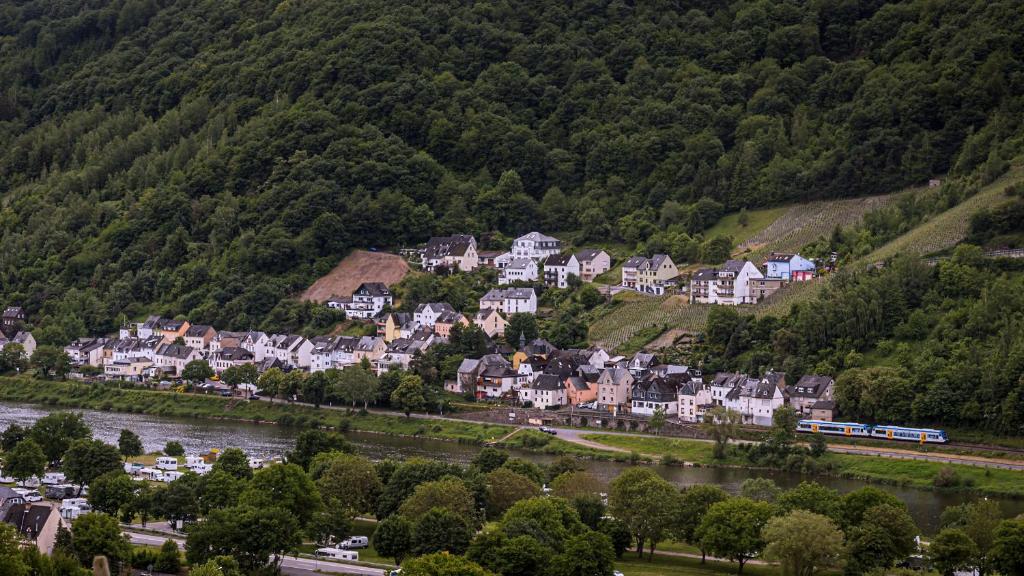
[300,250,410,302]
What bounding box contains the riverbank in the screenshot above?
[4,377,1022,498]
[0,377,512,444]
[582,434,1024,498]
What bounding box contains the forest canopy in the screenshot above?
[1,0,1023,341]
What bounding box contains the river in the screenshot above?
[1,402,1020,534]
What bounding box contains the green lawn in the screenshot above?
[616,554,777,576]
[704,207,788,246]
[580,434,1024,497]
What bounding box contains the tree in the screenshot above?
[154,539,182,574]
[124,481,156,527]
[31,346,71,380]
[499,497,585,552]
[845,504,919,573]
[0,343,29,374]
[0,424,26,452]
[308,507,353,547]
[391,374,426,417]
[117,429,143,461]
[767,406,799,455]
[412,507,474,555]
[157,474,200,526]
[182,360,214,384]
[88,471,136,517]
[197,469,243,514]
[336,364,379,409]
[374,515,414,565]
[505,313,539,348]
[241,463,322,529]
[485,468,542,518]
[468,530,552,576]
[549,531,615,576]
[257,367,284,402]
[839,487,905,529]
[777,482,842,522]
[740,477,781,502]
[402,553,493,576]
[991,519,1024,576]
[301,371,330,408]
[289,429,351,470]
[940,499,1000,575]
[399,478,476,522]
[674,485,730,562]
[928,529,978,576]
[696,497,775,573]
[70,513,131,570]
[375,458,462,519]
[4,439,46,485]
[315,453,381,514]
[471,447,509,473]
[163,441,185,457]
[211,448,251,479]
[700,406,740,459]
[62,439,123,495]
[607,467,680,559]
[186,505,301,573]
[0,523,28,576]
[649,407,667,435]
[762,510,845,576]
[550,471,603,501]
[598,517,632,559]
[29,412,90,464]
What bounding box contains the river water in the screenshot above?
[1,402,1020,534]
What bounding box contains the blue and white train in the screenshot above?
[797,419,948,444]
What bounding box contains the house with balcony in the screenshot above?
[575,249,611,282]
[543,253,580,289]
[689,260,765,305]
[764,252,816,281]
[512,232,562,261]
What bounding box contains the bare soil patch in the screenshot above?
[300,250,410,302]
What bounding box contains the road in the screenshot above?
[548,427,1024,471]
[124,530,389,576]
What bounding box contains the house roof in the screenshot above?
[721,260,747,273]
[156,343,195,360]
[766,252,798,263]
[2,503,53,539]
[186,324,214,338]
[566,376,592,391]
[622,256,648,268]
[575,249,607,262]
[534,374,565,391]
[692,269,717,282]
[506,258,536,270]
[457,358,481,374]
[356,282,391,297]
[648,254,671,269]
[544,253,576,267]
[600,367,633,385]
[2,307,24,318]
[161,319,187,331]
[217,347,253,362]
[516,231,559,243]
[423,235,476,259]
[788,375,833,398]
[811,399,836,410]
[415,302,457,316]
[0,487,22,502]
[478,250,504,258]
[482,288,535,301]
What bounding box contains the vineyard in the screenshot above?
[737,192,908,262]
[862,167,1024,263]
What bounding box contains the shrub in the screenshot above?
[933,467,963,488]
[131,549,159,569]
[661,454,679,466]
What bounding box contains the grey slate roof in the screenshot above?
[533,374,565,391]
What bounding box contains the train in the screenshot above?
[796,419,948,444]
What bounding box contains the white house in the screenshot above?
[209,347,255,372]
[153,343,201,375]
[543,253,580,289]
[413,302,458,328]
[512,232,562,261]
[479,288,537,315]
[764,253,816,281]
[630,374,682,416]
[527,374,567,409]
[64,338,107,367]
[689,260,765,305]
[258,334,314,369]
[677,381,713,423]
[720,371,787,426]
[422,235,479,272]
[328,282,393,319]
[575,249,611,282]
[785,375,834,416]
[621,256,647,289]
[499,258,539,284]
[309,336,359,373]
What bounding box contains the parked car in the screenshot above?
[539,426,557,435]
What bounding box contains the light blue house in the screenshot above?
[764,253,816,281]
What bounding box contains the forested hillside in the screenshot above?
[1,0,1023,342]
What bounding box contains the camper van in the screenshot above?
[138,467,164,481]
[337,536,369,549]
[155,457,179,471]
[46,484,76,499]
[13,488,42,502]
[43,472,66,485]
[314,548,359,561]
[247,458,264,469]
[188,462,212,475]
[161,471,185,483]
[60,499,91,520]
[124,462,144,475]
[185,456,206,467]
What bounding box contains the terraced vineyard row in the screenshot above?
[863,167,1023,263]
[739,192,907,262]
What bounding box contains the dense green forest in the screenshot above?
[1,0,1023,341]
[699,248,1024,433]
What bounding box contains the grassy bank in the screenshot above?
[0,377,512,444]
[582,434,1024,497]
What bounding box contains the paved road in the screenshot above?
[124,531,389,576]
[549,427,1024,470]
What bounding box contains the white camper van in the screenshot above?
[155,457,178,471]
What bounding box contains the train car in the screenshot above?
[870,425,948,444]
[796,419,871,438]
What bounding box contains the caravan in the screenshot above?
[42,472,66,485]
[155,457,179,471]
[314,548,359,561]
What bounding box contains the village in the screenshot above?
[0,231,836,433]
